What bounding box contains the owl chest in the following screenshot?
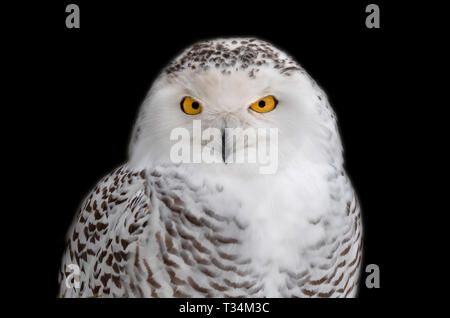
[140,200,317,297]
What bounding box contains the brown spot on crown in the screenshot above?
[164,38,303,78]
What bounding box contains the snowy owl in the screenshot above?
[58,38,362,298]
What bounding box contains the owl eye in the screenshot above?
[249,96,278,113]
[180,97,202,115]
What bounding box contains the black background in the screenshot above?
[38,0,419,302]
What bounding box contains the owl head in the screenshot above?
[128,38,342,177]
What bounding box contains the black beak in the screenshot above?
[221,129,226,163]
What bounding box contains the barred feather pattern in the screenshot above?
[58,164,362,298]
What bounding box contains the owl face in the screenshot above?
[129,38,340,175]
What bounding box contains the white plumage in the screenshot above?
[59,38,362,298]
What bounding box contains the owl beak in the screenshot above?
[221,129,227,164]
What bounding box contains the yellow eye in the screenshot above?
[249,95,278,113]
[180,97,202,115]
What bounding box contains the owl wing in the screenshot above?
[282,175,363,298]
[58,165,154,297]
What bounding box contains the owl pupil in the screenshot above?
[192,102,200,109]
[258,100,266,108]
